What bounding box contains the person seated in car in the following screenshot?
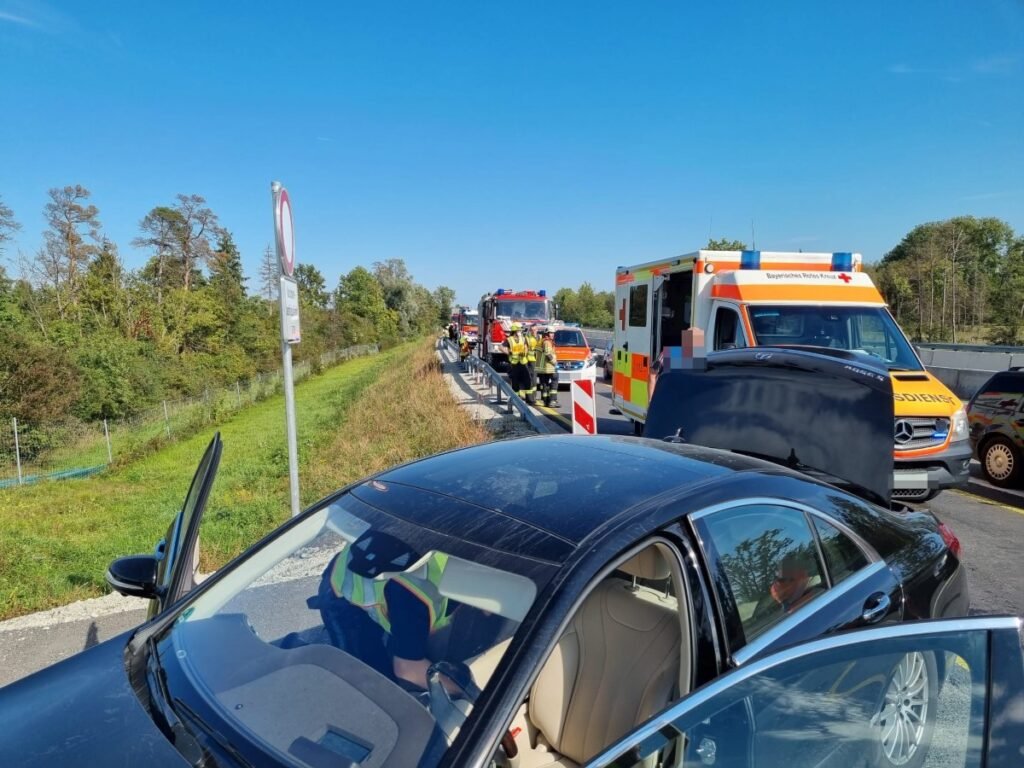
[749,552,824,627]
[313,532,506,693]
[768,553,823,614]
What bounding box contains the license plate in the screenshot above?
[892,471,929,490]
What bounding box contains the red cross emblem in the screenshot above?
[838,273,852,283]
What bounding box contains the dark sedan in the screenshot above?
[967,367,1024,487]
[3,430,1021,768]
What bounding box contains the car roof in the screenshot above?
[368,435,779,551]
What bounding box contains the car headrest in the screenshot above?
[619,546,671,581]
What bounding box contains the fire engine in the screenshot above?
[612,249,971,501]
[457,307,480,346]
[478,289,556,369]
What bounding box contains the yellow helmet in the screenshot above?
[509,322,522,332]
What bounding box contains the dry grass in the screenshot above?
[304,340,490,497]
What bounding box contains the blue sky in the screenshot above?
[2,2,1022,306]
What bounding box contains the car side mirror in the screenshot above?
[106,554,160,599]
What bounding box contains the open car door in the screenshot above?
[105,433,222,619]
[586,616,1024,768]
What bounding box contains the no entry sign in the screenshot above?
[571,379,597,435]
[274,184,295,277]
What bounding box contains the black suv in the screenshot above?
[966,367,1024,487]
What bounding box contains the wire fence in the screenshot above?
[0,344,379,490]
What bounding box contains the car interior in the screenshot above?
[476,541,691,768]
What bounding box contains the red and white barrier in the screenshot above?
[571,379,597,435]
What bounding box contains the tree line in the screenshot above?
[0,188,455,441]
[553,227,1024,344]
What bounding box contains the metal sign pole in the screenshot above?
[272,181,301,518]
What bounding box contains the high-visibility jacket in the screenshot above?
[537,339,557,374]
[525,335,539,363]
[329,548,452,634]
[506,332,529,364]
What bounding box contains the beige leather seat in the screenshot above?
[516,546,682,768]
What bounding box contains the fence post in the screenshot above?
[236,381,242,408]
[163,401,171,438]
[103,418,113,464]
[12,417,23,486]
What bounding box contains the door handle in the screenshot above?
[861,592,890,624]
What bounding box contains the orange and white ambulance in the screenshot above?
[612,250,971,501]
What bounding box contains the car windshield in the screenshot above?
[553,329,586,347]
[748,305,923,371]
[496,299,549,320]
[149,493,539,768]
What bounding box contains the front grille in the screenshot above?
[894,417,950,451]
[558,361,585,370]
[892,487,930,500]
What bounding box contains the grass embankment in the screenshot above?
[0,339,489,620]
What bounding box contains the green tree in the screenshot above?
[135,194,221,294]
[877,217,1015,342]
[0,328,81,429]
[295,264,329,309]
[80,238,125,330]
[336,266,398,344]
[706,238,748,250]
[432,285,456,325]
[32,185,102,322]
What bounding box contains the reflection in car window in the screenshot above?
[602,632,984,768]
[153,497,540,768]
[701,505,827,643]
[812,517,868,586]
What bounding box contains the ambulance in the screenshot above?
[612,250,972,501]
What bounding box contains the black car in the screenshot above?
[4,429,1021,768]
[967,367,1024,487]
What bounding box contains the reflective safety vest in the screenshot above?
[525,335,539,363]
[537,339,557,374]
[329,548,452,634]
[507,333,529,364]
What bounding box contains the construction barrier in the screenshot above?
[571,379,597,435]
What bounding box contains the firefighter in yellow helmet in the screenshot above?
[536,327,559,407]
[459,333,471,363]
[502,322,535,405]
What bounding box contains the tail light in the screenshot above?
[938,522,961,559]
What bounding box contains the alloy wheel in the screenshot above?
[874,651,930,766]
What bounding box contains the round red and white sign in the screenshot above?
[276,187,295,277]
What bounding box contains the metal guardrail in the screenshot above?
[439,339,552,435]
[915,342,1024,354]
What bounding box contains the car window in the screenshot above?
[629,285,648,327]
[811,517,868,585]
[712,306,746,350]
[553,329,586,346]
[699,505,827,644]
[588,626,988,768]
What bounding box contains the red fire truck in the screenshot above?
[478,289,556,369]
